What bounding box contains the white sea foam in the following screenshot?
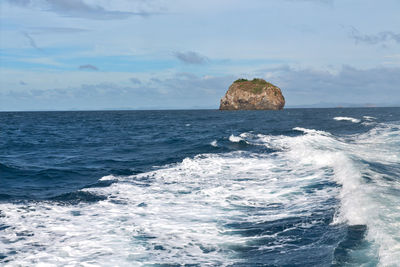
[283,124,400,265]
[333,116,361,123]
[293,127,331,136]
[363,116,376,121]
[99,174,116,181]
[0,145,338,265]
[228,134,242,142]
[210,140,218,147]
[227,124,400,265]
[2,122,400,266]
[361,116,378,126]
[342,123,400,265]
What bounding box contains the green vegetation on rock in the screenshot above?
[234,78,271,94]
[251,78,266,84]
[251,79,266,94]
[234,78,248,83]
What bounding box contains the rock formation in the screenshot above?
[219,78,285,110]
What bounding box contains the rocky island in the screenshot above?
[219,78,285,110]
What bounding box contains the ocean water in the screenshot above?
[1,108,400,266]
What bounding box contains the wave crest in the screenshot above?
[334,117,361,123]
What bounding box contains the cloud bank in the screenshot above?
[0,73,233,110]
[262,65,400,105]
[2,66,400,111]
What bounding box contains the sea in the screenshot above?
[1,108,400,266]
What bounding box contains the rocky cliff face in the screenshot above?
[219,78,285,110]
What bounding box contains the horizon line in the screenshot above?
[1,106,399,112]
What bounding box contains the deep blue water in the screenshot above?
[1,108,400,266]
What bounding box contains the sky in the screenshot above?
[0,0,399,110]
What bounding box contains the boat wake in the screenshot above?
[1,120,400,266]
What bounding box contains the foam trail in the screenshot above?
[334,117,361,123]
[236,124,400,265]
[290,124,400,265]
[2,122,400,266]
[344,123,400,265]
[0,145,340,265]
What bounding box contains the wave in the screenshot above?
[228,134,243,143]
[293,127,332,136]
[0,148,341,265]
[49,191,107,204]
[333,117,361,123]
[363,116,376,121]
[1,121,400,265]
[248,123,400,265]
[210,140,218,147]
[0,162,19,174]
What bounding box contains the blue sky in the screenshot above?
[0,0,399,110]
